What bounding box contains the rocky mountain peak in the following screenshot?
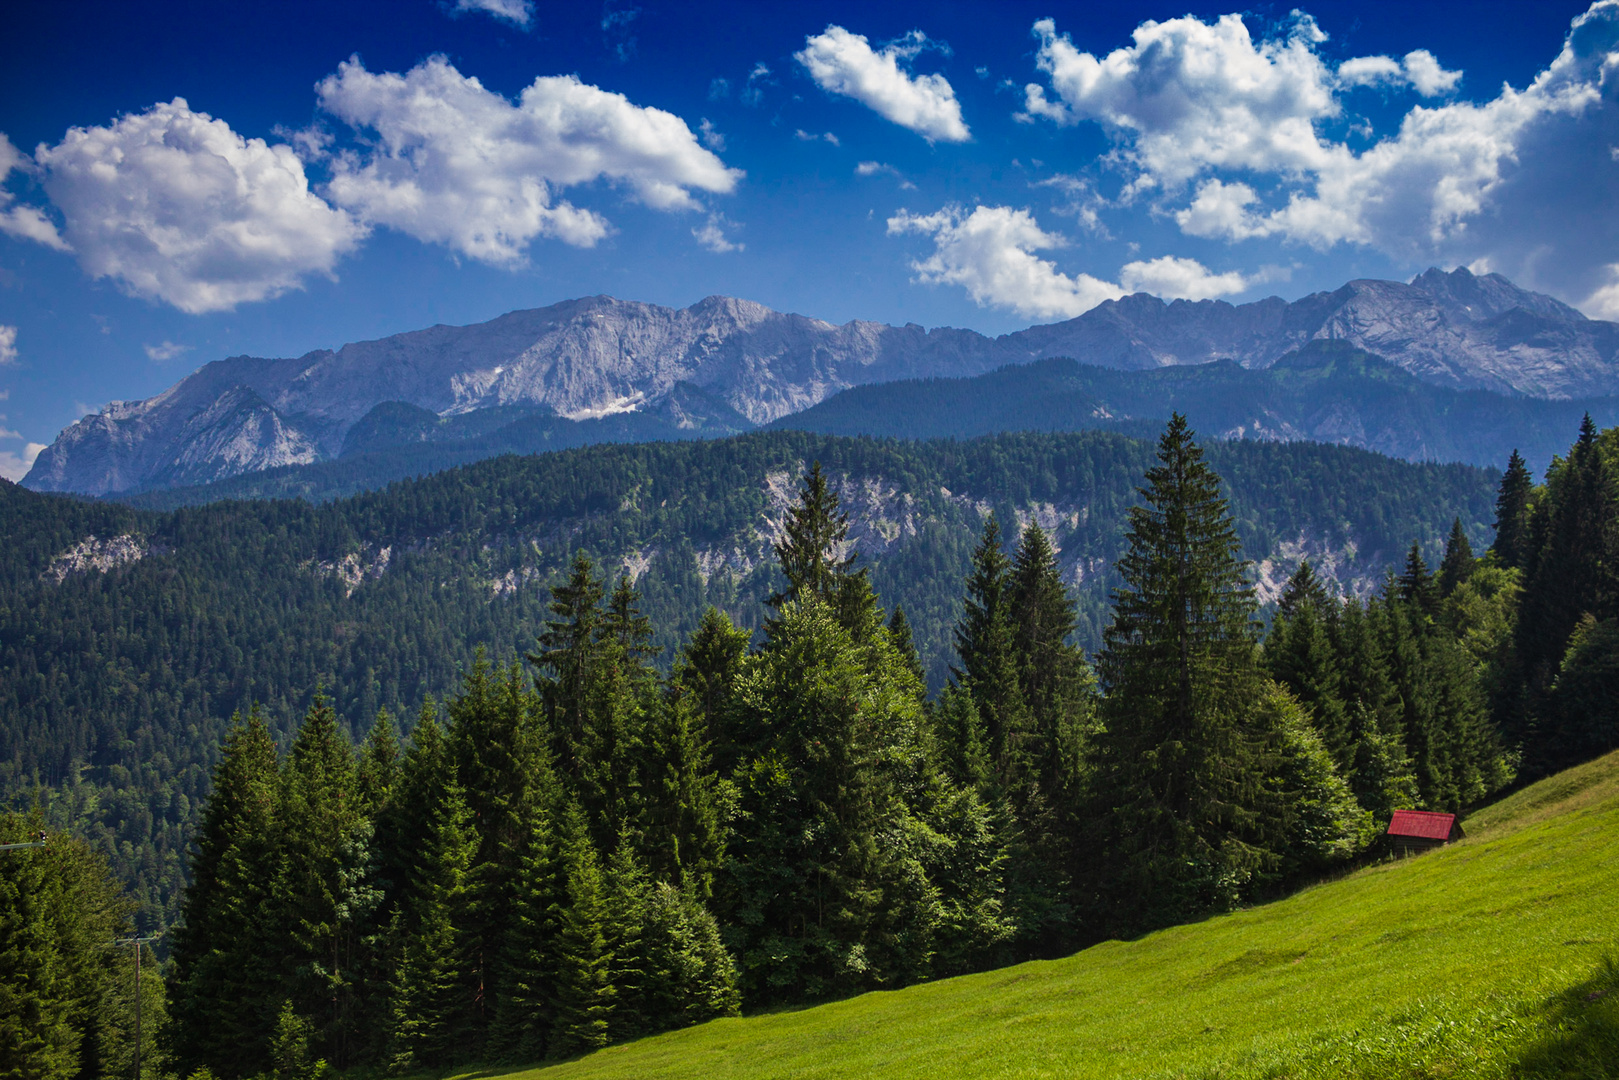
[23,271,1619,497]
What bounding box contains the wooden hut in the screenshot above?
[1386,809,1464,855]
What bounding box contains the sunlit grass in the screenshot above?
[457,750,1619,1079]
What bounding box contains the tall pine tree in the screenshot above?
[951,518,1030,788]
[273,694,371,1066]
[170,708,284,1077]
[1090,415,1358,931]
[1491,448,1535,570]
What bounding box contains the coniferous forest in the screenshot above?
[7,414,1619,1076]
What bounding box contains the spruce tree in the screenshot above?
[450,658,546,1041]
[1265,563,1350,763]
[1276,558,1333,619]
[487,783,566,1062]
[1491,448,1535,570]
[642,692,723,896]
[1544,614,1619,768]
[386,779,476,1070]
[721,596,924,1002]
[1381,570,1508,811]
[170,708,284,1077]
[768,463,876,634]
[1331,599,1417,818]
[671,606,752,777]
[1091,415,1285,930]
[274,694,370,1066]
[357,710,400,818]
[931,684,991,794]
[350,709,401,1059]
[887,606,927,688]
[602,837,651,1040]
[1437,517,1475,598]
[1006,522,1095,797]
[636,882,741,1028]
[951,518,1030,787]
[532,554,607,779]
[0,814,79,1079]
[550,807,616,1057]
[1,809,168,1080]
[1518,415,1616,725]
[374,701,450,938]
[603,573,657,666]
[1398,542,1442,622]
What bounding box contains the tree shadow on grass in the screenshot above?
[1510,955,1619,1079]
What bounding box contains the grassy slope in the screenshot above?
[480,751,1619,1079]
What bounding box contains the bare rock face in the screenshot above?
[25,295,1020,496]
[24,269,1619,496]
[43,534,151,584]
[1010,267,1619,397]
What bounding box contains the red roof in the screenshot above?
[1387,809,1457,840]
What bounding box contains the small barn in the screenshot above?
[1386,809,1464,855]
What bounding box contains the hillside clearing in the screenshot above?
[468,750,1619,1079]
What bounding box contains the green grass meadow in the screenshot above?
[466,751,1619,1079]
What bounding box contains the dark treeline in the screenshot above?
[0,429,1495,936]
[152,416,1548,1075]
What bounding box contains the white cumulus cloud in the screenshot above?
[0,442,45,483]
[692,212,743,253]
[1339,50,1462,96]
[317,57,741,265]
[1021,13,1338,190]
[29,100,364,314]
[1025,4,1619,310]
[888,205,1120,319]
[889,204,1253,319]
[1585,264,1619,319]
[451,0,533,27]
[0,135,68,251]
[0,325,17,366]
[144,340,191,362]
[797,26,970,143]
[1118,255,1248,299]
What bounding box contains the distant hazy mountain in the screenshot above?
[773,341,1619,472]
[26,267,1619,496]
[1007,267,1618,398]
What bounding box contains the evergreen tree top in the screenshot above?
[1437,517,1475,598]
[769,462,859,610]
[1277,559,1334,619]
[1492,448,1535,570]
[1396,541,1441,620]
[605,573,657,664]
[1101,413,1258,690]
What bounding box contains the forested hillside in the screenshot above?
[0,429,1497,933]
[774,342,1619,471]
[155,421,1512,1074]
[14,415,1619,1077]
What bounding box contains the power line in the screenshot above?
[112,931,163,1080]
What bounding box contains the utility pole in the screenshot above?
[113,932,162,1080]
[0,831,48,852]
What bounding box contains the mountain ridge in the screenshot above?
[772,341,1619,472]
[26,267,1619,496]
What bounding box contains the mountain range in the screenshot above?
[24,267,1619,497]
[773,342,1619,471]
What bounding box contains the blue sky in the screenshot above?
[1,0,1615,477]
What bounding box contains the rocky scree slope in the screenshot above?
[26,267,1617,496]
